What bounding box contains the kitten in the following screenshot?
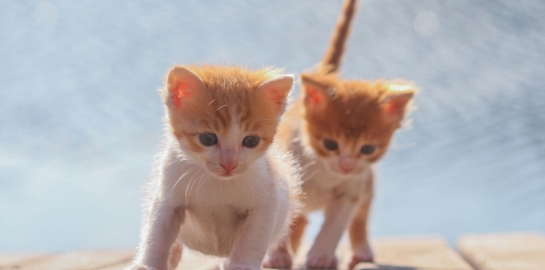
[127,65,301,270]
[263,0,417,269]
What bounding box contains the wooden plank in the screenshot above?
[290,242,354,269]
[2,236,472,270]
[176,251,221,270]
[350,236,472,270]
[458,232,545,270]
[292,237,472,270]
[101,250,221,270]
[18,250,134,270]
[0,253,50,269]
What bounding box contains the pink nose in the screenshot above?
[221,162,238,173]
[340,164,354,173]
[339,156,355,174]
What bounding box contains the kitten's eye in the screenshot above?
[242,136,260,148]
[199,133,218,146]
[360,144,376,155]
[323,139,338,151]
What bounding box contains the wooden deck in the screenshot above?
[2,232,544,270]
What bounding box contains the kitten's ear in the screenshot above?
[380,84,416,122]
[165,66,205,109]
[301,74,329,110]
[257,75,294,114]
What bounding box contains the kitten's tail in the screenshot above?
[317,0,359,75]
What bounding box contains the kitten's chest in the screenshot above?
[300,162,364,212]
[182,177,261,209]
[185,200,250,226]
[178,181,258,257]
[165,158,268,209]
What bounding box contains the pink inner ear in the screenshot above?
[305,86,325,106]
[172,82,192,109]
[382,97,410,116]
[266,88,285,110]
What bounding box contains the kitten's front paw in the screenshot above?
[263,249,292,269]
[305,250,337,269]
[348,244,374,270]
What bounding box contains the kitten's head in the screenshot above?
[300,73,416,177]
[163,65,293,180]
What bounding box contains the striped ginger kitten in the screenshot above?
[264,0,417,269]
[127,65,301,270]
[270,75,416,268]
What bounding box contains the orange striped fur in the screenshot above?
[265,0,418,269]
[163,65,287,156]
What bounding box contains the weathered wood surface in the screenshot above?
[0,236,471,270]
[458,232,545,270]
[2,232,543,270]
[0,253,50,269]
[1,250,133,270]
[353,237,472,270]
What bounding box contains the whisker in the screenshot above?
[195,172,206,200]
[185,169,199,206]
[302,160,317,170]
[169,161,189,199]
[303,170,320,182]
[215,104,227,112]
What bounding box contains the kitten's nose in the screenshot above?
[340,164,354,173]
[340,156,355,174]
[220,162,238,173]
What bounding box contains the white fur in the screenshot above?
[127,131,300,270]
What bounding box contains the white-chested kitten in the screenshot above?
[127,65,301,270]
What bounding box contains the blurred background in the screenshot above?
[1,0,544,253]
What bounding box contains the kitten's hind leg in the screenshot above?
[168,239,183,270]
[289,215,308,254]
[263,215,307,269]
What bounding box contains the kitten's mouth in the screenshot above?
[212,170,239,180]
[327,164,359,177]
[332,166,367,178]
[333,170,355,177]
[205,164,239,179]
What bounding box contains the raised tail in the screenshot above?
[317,0,359,75]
